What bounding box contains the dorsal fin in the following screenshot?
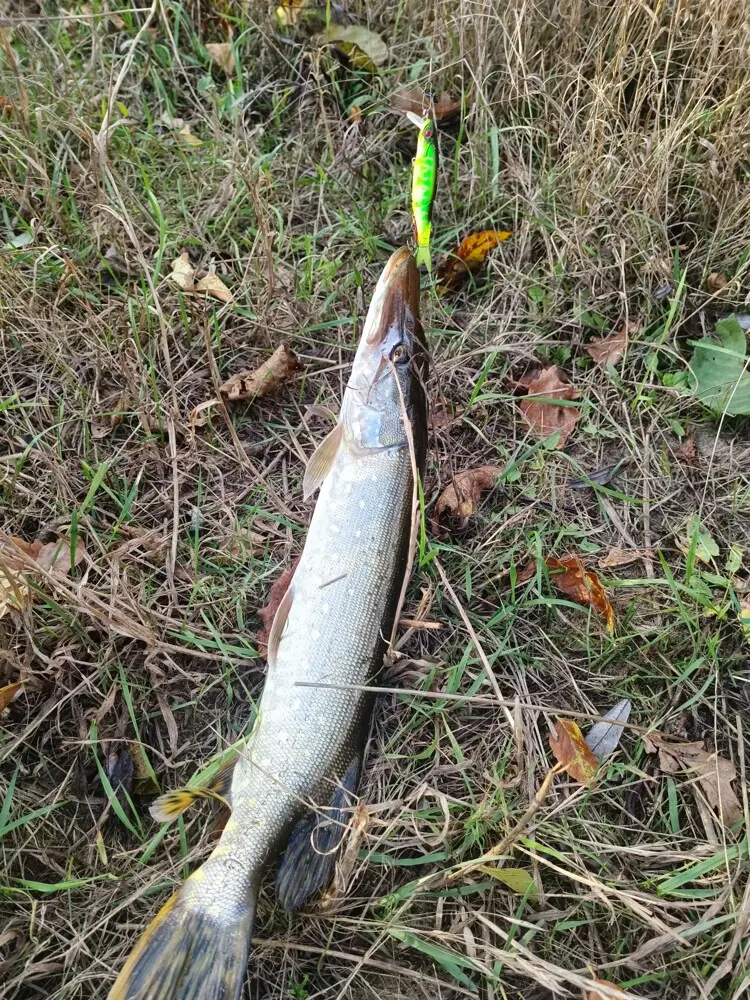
[267,582,294,668]
[303,422,343,501]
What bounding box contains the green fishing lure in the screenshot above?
[408,111,438,270]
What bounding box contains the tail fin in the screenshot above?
[414,245,432,271]
[107,880,255,1000]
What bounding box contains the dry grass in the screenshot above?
[1,1,749,998]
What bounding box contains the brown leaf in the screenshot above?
[391,87,463,122]
[220,344,299,401]
[598,547,655,570]
[91,392,127,440]
[0,534,84,617]
[0,536,40,616]
[169,254,233,302]
[549,718,599,786]
[0,680,25,713]
[194,272,233,303]
[585,329,628,366]
[583,980,628,1000]
[257,558,300,657]
[36,537,86,578]
[706,272,729,294]
[645,733,743,828]
[435,466,502,520]
[519,366,581,447]
[436,230,512,295]
[206,41,235,76]
[546,555,615,631]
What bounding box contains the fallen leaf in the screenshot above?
[706,272,729,294]
[275,0,319,27]
[689,314,750,417]
[740,599,750,644]
[128,740,160,795]
[549,718,600,786]
[598,547,655,570]
[257,558,300,657]
[168,254,233,303]
[585,699,631,760]
[476,866,539,900]
[584,980,628,1000]
[206,41,235,76]
[519,367,581,448]
[0,95,14,116]
[105,747,134,802]
[36,537,85,578]
[570,458,628,489]
[645,733,743,828]
[585,328,628,366]
[314,25,388,73]
[349,104,362,123]
[434,466,502,520]
[436,230,512,295]
[0,537,39,616]
[219,344,299,401]
[0,680,25,713]
[0,534,85,617]
[177,124,202,148]
[169,252,195,291]
[189,398,220,431]
[194,272,233,303]
[546,555,615,632]
[391,87,463,122]
[680,514,719,565]
[91,393,126,440]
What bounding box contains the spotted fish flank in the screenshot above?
[106,247,428,1000]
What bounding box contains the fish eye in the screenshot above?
[390,343,407,364]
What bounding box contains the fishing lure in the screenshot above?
[408,110,438,271]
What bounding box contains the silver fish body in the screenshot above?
[108,246,427,1000]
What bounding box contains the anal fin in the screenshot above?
[276,757,361,912]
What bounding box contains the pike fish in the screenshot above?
[108,246,428,1000]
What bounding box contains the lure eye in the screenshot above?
[390,343,407,364]
[423,126,433,139]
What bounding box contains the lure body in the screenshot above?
[410,116,438,270]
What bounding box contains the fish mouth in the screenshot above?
[367,247,420,347]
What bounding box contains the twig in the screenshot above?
[94,1,158,160]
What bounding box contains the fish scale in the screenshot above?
[107,246,428,1000]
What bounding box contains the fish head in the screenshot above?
[344,247,428,460]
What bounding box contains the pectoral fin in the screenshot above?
[303,422,343,500]
[276,757,361,912]
[267,582,294,668]
[149,750,239,823]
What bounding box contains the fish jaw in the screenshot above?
[344,248,427,455]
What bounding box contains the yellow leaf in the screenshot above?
[177,124,202,148]
[206,42,235,76]
[0,680,25,713]
[315,25,388,73]
[436,230,511,294]
[477,866,539,900]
